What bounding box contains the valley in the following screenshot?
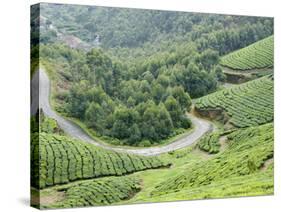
[30,3,274,209]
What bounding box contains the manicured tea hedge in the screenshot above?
[197,132,221,154]
[31,133,169,189]
[220,35,273,70]
[195,75,273,127]
[53,176,140,208]
[152,123,273,196]
[150,169,273,200]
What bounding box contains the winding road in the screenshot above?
[31,69,213,156]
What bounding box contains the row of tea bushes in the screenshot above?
[151,123,273,196]
[195,75,273,128]
[31,133,169,188]
[220,35,273,70]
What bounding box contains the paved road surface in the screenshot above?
[31,69,213,156]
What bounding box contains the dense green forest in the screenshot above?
[39,4,273,52]
[31,3,274,209]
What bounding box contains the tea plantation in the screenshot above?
[52,176,140,208]
[220,35,273,70]
[197,132,221,154]
[195,75,273,127]
[31,7,274,208]
[151,123,273,196]
[149,169,273,201]
[31,133,168,189]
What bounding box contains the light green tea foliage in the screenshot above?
[31,133,169,189]
[220,36,273,70]
[195,75,273,127]
[151,123,273,196]
[150,170,273,201]
[197,132,221,154]
[52,176,141,208]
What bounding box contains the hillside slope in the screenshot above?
[31,133,169,189]
[220,35,274,70]
[51,176,141,208]
[151,123,273,198]
[195,75,273,128]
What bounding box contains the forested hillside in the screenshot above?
[39,4,273,54]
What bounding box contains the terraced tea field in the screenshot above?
[31,133,168,189]
[52,176,140,208]
[220,36,274,70]
[197,132,221,154]
[195,75,273,127]
[151,123,273,197]
[149,170,273,201]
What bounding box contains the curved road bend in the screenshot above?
[31,69,213,156]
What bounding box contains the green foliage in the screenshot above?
[170,86,192,112]
[199,49,220,70]
[112,107,140,140]
[141,102,174,141]
[39,111,62,134]
[40,4,274,98]
[151,123,273,196]
[213,65,226,82]
[68,85,115,133]
[180,62,218,98]
[52,177,141,208]
[40,117,60,134]
[128,124,142,144]
[31,133,168,189]
[33,5,275,207]
[195,75,273,127]
[151,171,273,201]
[40,3,273,54]
[164,96,182,128]
[110,101,175,143]
[41,44,194,146]
[86,49,117,93]
[197,132,221,154]
[132,47,221,98]
[31,110,62,134]
[220,36,274,70]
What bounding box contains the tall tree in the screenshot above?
[164,96,182,127]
